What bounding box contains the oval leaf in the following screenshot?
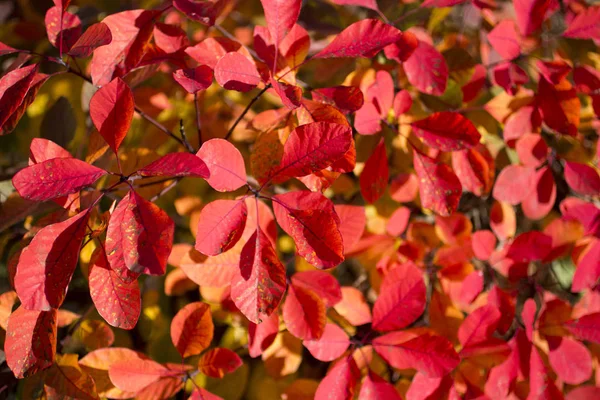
[170,302,214,358]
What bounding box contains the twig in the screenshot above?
[194,93,202,147]
[150,178,182,202]
[224,84,271,141]
[134,105,195,153]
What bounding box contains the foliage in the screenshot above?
[0,0,600,398]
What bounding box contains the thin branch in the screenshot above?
[224,84,271,141]
[150,177,182,202]
[194,93,202,147]
[134,105,195,153]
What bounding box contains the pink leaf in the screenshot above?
[488,20,521,60]
[514,0,553,36]
[314,19,403,59]
[563,6,600,41]
[259,0,301,45]
[492,164,536,205]
[359,373,402,400]
[458,304,501,349]
[248,312,279,357]
[173,0,224,26]
[572,238,600,292]
[330,0,380,11]
[291,271,342,307]
[45,6,81,53]
[547,335,592,385]
[566,312,600,344]
[214,52,261,92]
[0,65,39,131]
[303,323,350,362]
[314,357,360,400]
[521,166,556,220]
[196,139,247,192]
[13,158,107,201]
[195,199,248,256]
[138,153,209,178]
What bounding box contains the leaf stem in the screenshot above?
[194,92,202,147]
[224,83,271,141]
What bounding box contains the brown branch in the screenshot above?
[224,84,271,141]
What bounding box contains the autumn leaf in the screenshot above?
[170,302,214,358]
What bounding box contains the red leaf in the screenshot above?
[413,152,462,216]
[313,19,403,59]
[91,10,159,85]
[190,388,224,400]
[516,133,548,167]
[373,332,460,377]
[89,247,141,330]
[179,249,239,287]
[68,22,112,58]
[360,139,388,204]
[274,121,353,181]
[273,192,344,269]
[303,323,350,362]
[330,0,380,11]
[404,41,448,96]
[387,206,411,237]
[521,166,556,220]
[196,139,247,192]
[492,62,529,95]
[514,0,553,36]
[359,373,402,400]
[572,238,600,292]
[173,0,224,26]
[411,112,480,151]
[393,90,413,116]
[0,41,18,56]
[0,65,39,132]
[334,287,372,326]
[13,158,106,202]
[231,226,287,323]
[283,284,326,340]
[198,348,243,378]
[90,77,134,153]
[214,52,260,92]
[170,302,214,358]
[564,161,600,196]
[259,0,301,45]
[291,270,342,307]
[248,312,279,357]
[138,152,209,178]
[5,306,57,378]
[421,0,467,6]
[458,304,501,349]
[507,231,553,262]
[105,190,174,277]
[567,386,600,400]
[334,204,365,253]
[547,335,592,385]
[109,358,183,392]
[492,164,536,205]
[537,60,572,84]
[14,209,90,310]
[563,6,600,41]
[406,372,453,400]
[373,262,426,332]
[471,230,496,261]
[154,22,189,53]
[529,346,564,400]
[45,6,81,53]
[452,147,494,196]
[186,37,250,69]
[314,357,361,400]
[538,76,580,136]
[270,78,302,110]
[383,30,418,63]
[488,20,521,60]
[312,86,364,113]
[566,312,600,344]
[173,66,213,94]
[355,102,383,135]
[195,199,248,256]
